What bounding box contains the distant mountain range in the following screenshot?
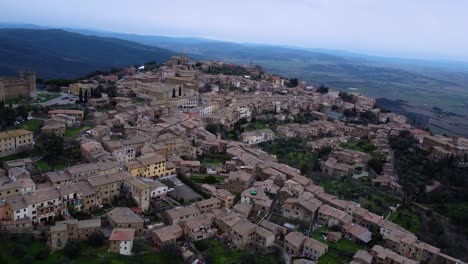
[0,28,175,79]
[1,24,468,135]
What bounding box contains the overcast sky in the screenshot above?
[1,0,468,61]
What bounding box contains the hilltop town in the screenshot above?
[0,53,466,264]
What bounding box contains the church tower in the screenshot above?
[180,51,185,65]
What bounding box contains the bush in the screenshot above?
[368,158,383,175]
[160,242,180,256]
[21,255,34,264]
[205,175,218,184]
[11,244,27,258]
[35,248,50,260]
[132,239,145,254]
[88,231,105,247]
[100,256,111,264]
[63,240,81,258]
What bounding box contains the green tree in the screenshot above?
[63,240,81,258]
[1,107,17,126]
[88,231,105,247]
[316,84,329,94]
[16,105,29,121]
[105,86,117,97]
[11,244,27,258]
[205,175,217,184]
[84,89,88,102]
[132,239,145,254]
[79,89,83,102]
[368,158,384,175]
[43,134,64,166]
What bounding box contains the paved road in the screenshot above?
[41,93,78,106]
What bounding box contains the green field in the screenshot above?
[244,121,273,131]
[318,251,345,264]
[36,159,66,172]
[311,227,364,263]
[65,126,91,140]
[35,92,61,103]
[311,227,364,255]
[200,153,230,165]
[194,239,282,264]
[319,177,400,216]
[0,152,31,163]
[341,140,377,154]
[389,207,422,234]
[18,119,44,132]
[190,174,224,184]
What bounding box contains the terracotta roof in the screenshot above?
[87,172,129,187]
[166,204,200,220]
[23,186,60,204]
[109,228,135,241]
[153,224,182,243]
[76,181,95,196]
[285,231,306,247]
[231,220,256,236]
[107,207,144,224]
[304,237,328,252]
[0,129,33,140]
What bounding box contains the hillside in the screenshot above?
[71,29,468,111]
[0,28,176,79]
[75,29,468,135]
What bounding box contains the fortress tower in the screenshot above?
[28,71,37,97]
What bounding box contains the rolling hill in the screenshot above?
[0,28,176,79]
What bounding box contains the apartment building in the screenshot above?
[284,232,306,256]
[152,224,183,247]
[123,177,151,211]
[229,220,256,248]
[48,109,85,121]
[108,228,135,255]
[283,196,322,223]
[180,213,217,241]
[125,154,175,179]
[0,178,35,199]
[87,172,128,205]
[317,205,353,228]
[0,129,33,158]
[166,204,201,224]
[223,170,254,194]
[107,207,144,235]
[303,237,328,261]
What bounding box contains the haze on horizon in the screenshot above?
[1,0,468,62]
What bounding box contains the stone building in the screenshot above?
[0,129,34,158]
[0,71,36,101]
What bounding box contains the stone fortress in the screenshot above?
[0,70,37,101]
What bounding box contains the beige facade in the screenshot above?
[0,129,33,158]
[123,178,151,211]
[126,154,175,179]
[48,109,85,121]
